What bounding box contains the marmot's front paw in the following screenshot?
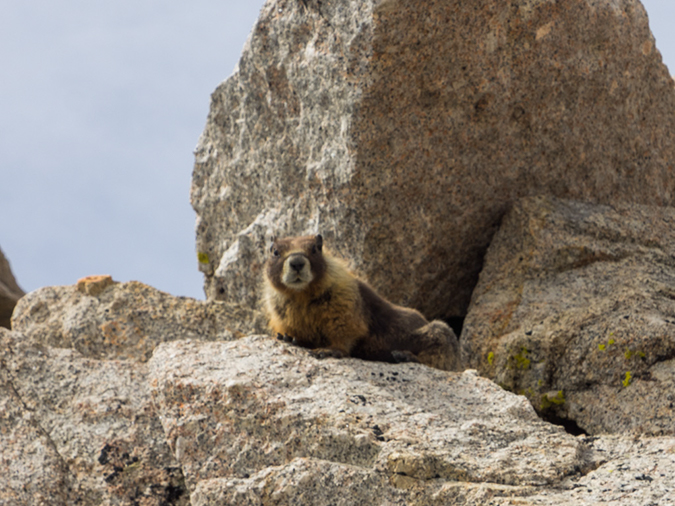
[310,348,345,359]
[276,333,297,344]
[391,350,419,363]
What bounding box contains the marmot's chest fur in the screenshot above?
[263,234,459,371]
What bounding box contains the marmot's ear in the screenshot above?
[315,234,323,251]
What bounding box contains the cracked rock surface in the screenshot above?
[462,196,675,436]
[148,336,586,493]
[3,288,675,504]
[146,336,675,506]
[0,327,189,505]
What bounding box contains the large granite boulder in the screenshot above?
[150,336,675,505]
[149,337,585,496]
[461,196,675,436]
[3,282,675,504]
[192,0,675,319]
[0,246,24,329]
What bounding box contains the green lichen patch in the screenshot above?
[510,347,531,370]
[624,348,646,360]
[598,336,616,352]
[540,390,566,411]
[622,371,633,387]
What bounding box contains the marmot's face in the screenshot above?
[266,234,326,292]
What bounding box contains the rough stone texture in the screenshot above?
[192,0,675,319]
[521,435,675,506]
[3,282,675,504]
[461,196,675,436]
[0,246,24,329]
[0,327,189,505]
[190,436,675,506]
[12,279,266,362]
[149,336,589,503]
[77,274,115,296]
[0,333,72,506]
[190,459,538,506]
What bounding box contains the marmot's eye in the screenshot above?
[272,249,280,257]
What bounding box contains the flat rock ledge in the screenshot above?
[148,336,674,505]
[2,313,675,505]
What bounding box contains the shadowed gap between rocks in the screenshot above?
[443,316,465,338]
[540,413,588,437]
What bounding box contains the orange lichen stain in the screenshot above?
[77,275,115,296]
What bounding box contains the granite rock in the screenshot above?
[191,436,675,506]
[149,335,589,502]
[521,435,675,506]
[0,327,189,505]
[0,331,72,506]
[192,0,675,319]
[461,196,675,436]
[3,289,675,504]
[0,246,24,329]
[12,279,266,362]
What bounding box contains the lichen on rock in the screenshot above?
[462,196,675,436]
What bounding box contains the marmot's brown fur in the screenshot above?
[263,234,460,371]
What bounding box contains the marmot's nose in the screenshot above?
[289,257,306,273]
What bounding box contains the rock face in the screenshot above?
[461,196,675,436]
[12,279,266,362]
[0,327,189,506]
[523,435,675,506]
[149,337,675,505]
[2,279,265,505]
[3,281,675,505]
[192,0,675,319]
[148,336,587,503]
[0,246,24,329]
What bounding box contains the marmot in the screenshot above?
[263,234,460,371]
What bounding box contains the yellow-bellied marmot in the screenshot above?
[263,234,460,371]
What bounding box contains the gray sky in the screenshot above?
[1,1,674,300]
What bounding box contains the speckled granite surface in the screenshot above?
[192,0,675,319]
[462,196,675,436]
[11,279,266,362]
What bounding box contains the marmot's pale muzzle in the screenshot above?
[282,254,313,288]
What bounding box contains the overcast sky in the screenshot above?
[1,1,674,300]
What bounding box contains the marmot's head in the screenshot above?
[266,234,327,292]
